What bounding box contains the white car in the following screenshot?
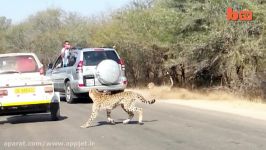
[0,53,60,120]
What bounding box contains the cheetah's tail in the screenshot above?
[137,94,156,104]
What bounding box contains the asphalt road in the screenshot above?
[1,100,266,150]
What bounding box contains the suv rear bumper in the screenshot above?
[73,83,127,93]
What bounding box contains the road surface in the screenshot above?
[1,100,266,150]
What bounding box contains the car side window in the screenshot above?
[67,51,78,67]
[53,56,63,69]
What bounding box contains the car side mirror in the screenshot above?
[48,63,53,69]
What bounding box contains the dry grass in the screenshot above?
[128,86,266,121]
[128,86,264,103]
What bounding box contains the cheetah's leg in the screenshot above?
[121,104,134,124]
[80,104,99,128]
[128,106,143,125]
[106,109,115,124]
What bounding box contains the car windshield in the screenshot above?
[0,55,38,74]
[83,51,120,66]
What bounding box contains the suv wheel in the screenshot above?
[50,102,60,121]
[65,81,76,103]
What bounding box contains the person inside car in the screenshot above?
[61,40,71,67]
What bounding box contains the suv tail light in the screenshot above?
[39,66,44,75]
[123,80,128,85]
[119,59,124,65]
[76,61,83,73]
[78,84,85,87]
[119,59,125,70]
[0,89,8,97]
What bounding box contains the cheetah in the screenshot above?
[80,89,155,128]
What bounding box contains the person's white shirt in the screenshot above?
[61,48,69,67]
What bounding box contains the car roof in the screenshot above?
[0,53,37,57]
[79,48,117,52]
[0,53,42,67]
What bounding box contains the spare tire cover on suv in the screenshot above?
[96,59,121,85]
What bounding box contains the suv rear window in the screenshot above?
[83,51,120,66]
[0,55,38,73]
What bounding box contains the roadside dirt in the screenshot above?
[129,87,266,121]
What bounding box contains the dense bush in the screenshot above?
[0,0,265,97]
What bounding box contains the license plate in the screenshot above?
[86,79,94,86]
[15,87,36,94]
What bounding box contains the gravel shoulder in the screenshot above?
[129,88,266,121]
[160,99,266,121]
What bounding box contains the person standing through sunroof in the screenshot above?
[61,41,71,67]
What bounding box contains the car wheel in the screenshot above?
[50,102,60,121]
[65,81,76,103]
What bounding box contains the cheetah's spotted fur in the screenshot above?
[80,89,155,128]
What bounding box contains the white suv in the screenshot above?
[0,53,60,120]
[46,48,127,103]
